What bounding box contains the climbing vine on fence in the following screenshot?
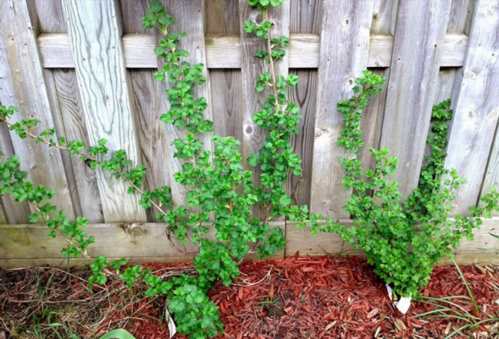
[320,71,499,298]
[0,0,309,337]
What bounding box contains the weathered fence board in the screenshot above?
[0,37,30,224]
[445,0,499,214]
[119,1,171,218]
[0,218,494,267]
[62,0,146,222]
[37,33,467,70]
[309,0,374,217]
[238,0,290,167]
[380,0,451,197]
[360,1,398,170]
[34,0,102,222]
[287,0,320,206]
[207,0,242,140]
[152,0,214,205]
[45,70,104,222]
[0,0,75,218]
[285,218,499,265]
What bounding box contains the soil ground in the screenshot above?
[0,256,497,338]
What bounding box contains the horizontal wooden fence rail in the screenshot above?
[38,33,468,69]
[1,0,499,267]
[0,218,497,268]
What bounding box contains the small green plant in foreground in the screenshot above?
[317,70,499,298]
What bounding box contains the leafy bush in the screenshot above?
[0,0,307,337]
[319,70,499,298]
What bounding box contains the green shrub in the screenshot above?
[318,70,499,298]
[0,0,306,337]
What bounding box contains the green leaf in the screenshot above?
[99,329,136,339]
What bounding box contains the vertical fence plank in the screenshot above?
[288,0,321,206]
[238,0,290,166]
[371,0,398,34]
[0,34,31,224]
[46,72,103,222]
[288,70,317,205]
[34,0,103,222]
[434,0,473,105]
[46,70,104,222]
[62,0,146,222]
[0,0,75,218]
[361,0,398,170]
[210,71,242,138]
[120,1,171,217]
[379,0,451,198]
[447,0,473,34]
[446,0,499,213]
[206,0,242,139]
[158,0,213,205]
[309,0,374,217]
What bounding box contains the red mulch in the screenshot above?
[124,256,499,338]
[1,256,497,338]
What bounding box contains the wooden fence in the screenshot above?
[0,0,498,267]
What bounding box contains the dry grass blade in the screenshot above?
[445,318,499,339]
[451,258,480,315]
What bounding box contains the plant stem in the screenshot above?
[263,9,280,110]
[7,122,169,222]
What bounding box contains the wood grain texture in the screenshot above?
[447,0,473,34]
[0,223,198,263]
[0,221,285,267]
[33,0,65,33]
[1,217,492,267]
[34,0,103,222]
[119,1,171,219]
[309,0,374,217]
[210,71,243,139]
[34,0,79,220]
[361,1,397,170]
[287,0,321,206]
[290,0,321,34]
[206,0,242,140]
[62,0,145,222]
[0,0,75,218]
[206,0,240,35]
[445,0,499,213]
[37,32,467,69]
[128,70,171,208]
[288,71,317,206]
[157,0,213,205]
[371,0,398,34]
[46,70,104,222]
[0,36,30,224]
[360,68,389,170]
[379,0,451,198]
[238,0,290,166]
[285,218,499,265]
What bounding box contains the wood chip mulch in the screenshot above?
[1,256,498,339]
[208,256,498,338]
